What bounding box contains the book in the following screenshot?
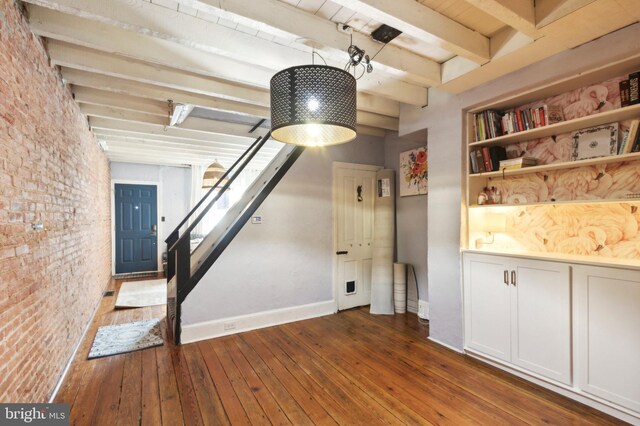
[625,120,639,154]
[481,147,493,172]
[469,151,479,173]
[475,149,486,173]
[620,79,631,107]
[618,129,630,154]
[546,105,564,124]
[629,72,639,105]
[489,146,507,172]
[499,157,537,170]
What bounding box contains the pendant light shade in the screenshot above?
[270,65,357,147]
[202,160,227,189]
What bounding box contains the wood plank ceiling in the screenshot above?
[21,0,640,167]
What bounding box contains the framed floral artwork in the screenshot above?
[399,147,428,197]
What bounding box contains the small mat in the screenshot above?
[115,279,167,308]
[113,271,159,280]
[88,318,163,359]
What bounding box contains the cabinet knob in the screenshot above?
[504,270,509,285]
[510,270,517,286]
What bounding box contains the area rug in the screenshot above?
[115,278,167,308]
[88,318,163,359]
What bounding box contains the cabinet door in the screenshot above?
[510,259,572,385]
[574,266,640,413]
[464,254,511,362]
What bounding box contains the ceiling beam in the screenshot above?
[94,134,276,157]
[73,84,398,131]
[535,0,596,28]
[462,0,537,38]
[46,40,271,106]
[25,0,439,86]
[92,128,280,154]
[193,0,440,87]
[329,0,490,64]
[105,149,239,166]
[106,156,193,168]
[73,86,168,116]
[101,139,273,164]
[27,3,428,105]
[62,68,399,119]
[79,103,269,139]
[87,117,274,149]
[62,68,275,117]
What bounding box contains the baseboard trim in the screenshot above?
[181,300,338,344]
[48,276,111,403]
[427,336,465,354]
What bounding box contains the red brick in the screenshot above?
[0,0,111,403]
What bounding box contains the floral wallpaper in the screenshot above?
[471,202,640,262]
[488,160,640,203]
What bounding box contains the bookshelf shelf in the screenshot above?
[468,151,640,179]
[469,103,640,148]
[468,197,638,209]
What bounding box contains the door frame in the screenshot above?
[332,161,382,309]
[111,179,163,275]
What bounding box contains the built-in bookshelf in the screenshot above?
[463,55,640,263]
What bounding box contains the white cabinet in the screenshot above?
[464,253,572,385]
[464,255,511,361]
[574,265,640,413]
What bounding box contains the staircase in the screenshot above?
[165,132,305,344]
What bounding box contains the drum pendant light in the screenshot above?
[202,160,227,189]
[270,65,357,147]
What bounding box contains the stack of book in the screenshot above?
[473,104,564,141]
[473,110,504,141]
[469,146,507,173]
[618,119,640,154]
[501,104,564,134]
[499,157,537,170]
[620,72,640,107]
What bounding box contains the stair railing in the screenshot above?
[165,133,268,281]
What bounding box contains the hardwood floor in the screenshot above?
[55,278,626,425]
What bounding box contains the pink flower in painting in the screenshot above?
[416,150,427,163]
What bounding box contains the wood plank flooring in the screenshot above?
[55,278,626,425]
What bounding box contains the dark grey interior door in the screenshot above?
[115,183,158,273]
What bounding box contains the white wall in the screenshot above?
[399,24,640,350]
[110,162,191,243]
[383,131,428,313]
[182,135,385,327]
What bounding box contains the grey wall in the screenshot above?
[110,162,191,242]
[383,131,428,313]
[182,135,385,324]
[398,24,640,350]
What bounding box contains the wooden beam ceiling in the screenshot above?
[17,0,639,167]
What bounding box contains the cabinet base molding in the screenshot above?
[466,349,640,426]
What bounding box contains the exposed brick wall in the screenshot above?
[0,0,111,402]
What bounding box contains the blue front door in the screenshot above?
[115,184,158,273]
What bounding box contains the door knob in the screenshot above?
[151,224,157,236]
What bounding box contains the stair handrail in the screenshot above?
[165,135,264,244]
[168,131,271,254]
